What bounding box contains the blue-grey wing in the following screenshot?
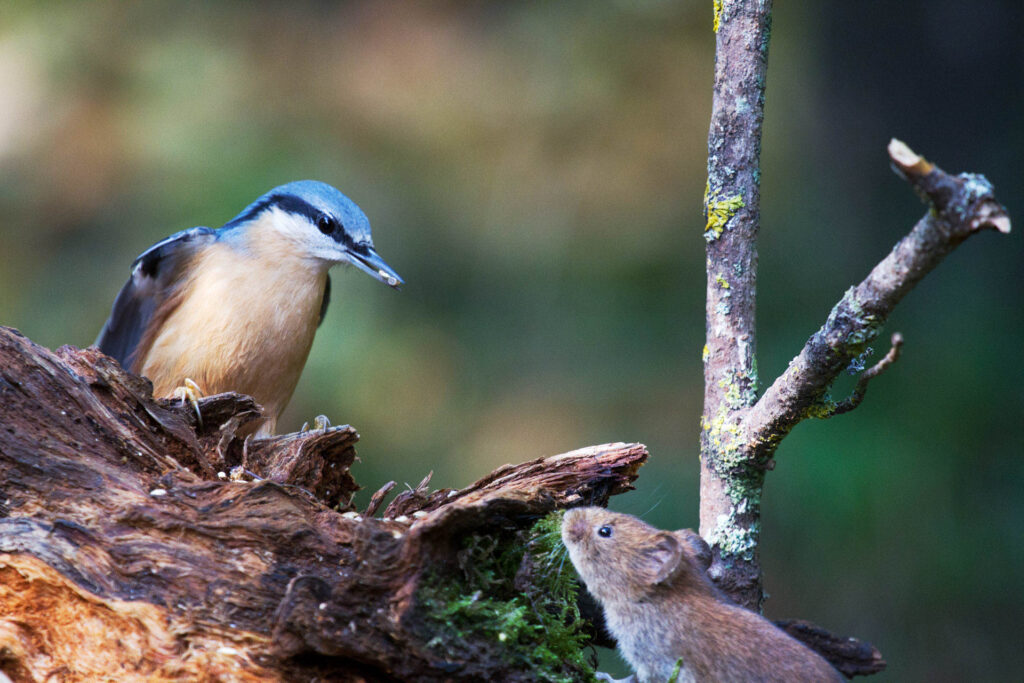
[95,226,217,369]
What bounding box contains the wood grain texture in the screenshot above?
[0,326,647,681]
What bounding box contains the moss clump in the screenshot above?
[415,511,596,682]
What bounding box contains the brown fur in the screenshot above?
[134,214,329,435]
[562,508,842,683]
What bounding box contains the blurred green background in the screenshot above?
[1,1,1021,680]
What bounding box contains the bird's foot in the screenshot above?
[226,465,263,482]
[171,378,204,428]
[300,414,332,432]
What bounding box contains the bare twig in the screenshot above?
[829,333,904,416]
[775,619,887,678]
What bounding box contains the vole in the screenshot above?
[562,507,842,683]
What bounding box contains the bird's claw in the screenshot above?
[227,465,264,482]
[300,415,332,432]
[171,378,204,428]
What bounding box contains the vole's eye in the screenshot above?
[598,525,613,538]
[316,214,336,235]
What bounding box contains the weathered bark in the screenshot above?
[700,0,773,611]
[701,0,1011,613]
[0,327,648,682]
[774,620,886,679]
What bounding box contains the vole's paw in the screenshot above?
[595,673,637,683]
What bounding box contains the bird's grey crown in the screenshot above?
[222,180,373,248]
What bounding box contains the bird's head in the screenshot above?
[222,180,403,289]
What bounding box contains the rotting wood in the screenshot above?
[0,327,883,680]
[0,326,649,681]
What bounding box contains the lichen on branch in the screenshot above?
[700,0,774,610]
[698,1,1011,616]
[742,141,1011,458]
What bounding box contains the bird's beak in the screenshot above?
[344,247,404,290]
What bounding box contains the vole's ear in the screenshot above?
[676,528,712,572]
[640,531,683,585]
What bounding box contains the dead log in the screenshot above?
[0,326,883,680]
[0,326,647,681]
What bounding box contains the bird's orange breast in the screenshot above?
[137,235,328,434]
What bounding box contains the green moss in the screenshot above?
[415,512,596,682]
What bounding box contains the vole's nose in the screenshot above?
[562,511,589,545]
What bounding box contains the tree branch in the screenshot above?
[741,140,1010,457]
[700,135,1010,611]
[698,5,1011,615]
[699,0,773,610]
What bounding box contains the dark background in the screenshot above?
[1,2,1020,680]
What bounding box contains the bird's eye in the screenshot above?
[316,215,335,235]
[598,525,613,538]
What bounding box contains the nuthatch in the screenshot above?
[95,180,402,436]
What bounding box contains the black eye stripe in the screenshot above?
[222,192,370,253]
[271,194,324,225]
[226,193,322,228]
[342,233,370,255]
